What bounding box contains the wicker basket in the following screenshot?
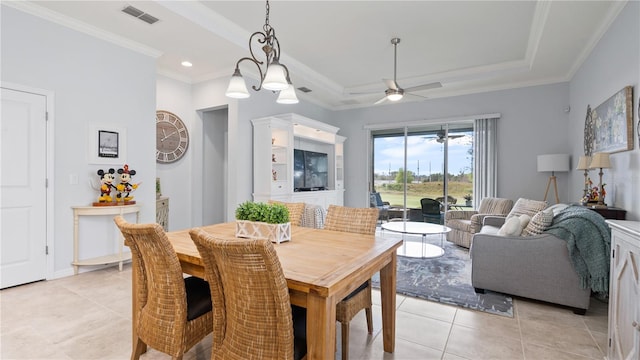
[235,220,291,244]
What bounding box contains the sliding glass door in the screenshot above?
[371,122,473,222]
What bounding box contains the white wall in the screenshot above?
[568,0,639,221]
[156,75,333,227]
[156,76,194,230]
[332,83,571,208]
[5,0,635,280]
[2,6,156,276]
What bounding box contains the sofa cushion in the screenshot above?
[506,198,548,220]
[522,209,554,236]
[447,218,473,233]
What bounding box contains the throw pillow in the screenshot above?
[519,214,532,229]
[497,216,521,236]
[522,209,554,236]
[506,198,548,220]
[546,203,569,216]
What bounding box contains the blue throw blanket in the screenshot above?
[544,205,611,294]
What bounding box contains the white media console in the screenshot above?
[251,113,345,208]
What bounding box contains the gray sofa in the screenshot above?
[470,216,591,314]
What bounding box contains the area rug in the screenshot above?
[372,233,513,317]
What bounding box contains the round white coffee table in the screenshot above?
[381,221,451,258]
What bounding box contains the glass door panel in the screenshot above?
[372,122,474,222]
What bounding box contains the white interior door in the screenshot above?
[1,87,47,289]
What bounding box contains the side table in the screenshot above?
[583,205,627,220]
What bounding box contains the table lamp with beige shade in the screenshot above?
[537,154,570,204]
[589,152,611,207]
[575,155,591,199]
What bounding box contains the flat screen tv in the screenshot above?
[294,149,328,191]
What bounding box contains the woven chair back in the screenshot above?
[114,216,190,355]
[324,205,379,235]
[189,229,295,360]
[268,200,305,226]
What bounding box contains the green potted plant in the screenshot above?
[463,194,472,206]
[235,201,291,243]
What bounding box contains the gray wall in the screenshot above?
[332,83,571,208]
[568,0,639,220]
[3,0,638,279]
[2,5,156,276]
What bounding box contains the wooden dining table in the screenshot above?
[131,222,402,360]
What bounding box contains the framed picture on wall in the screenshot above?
[88,125,127,164]
[591,86,634,153]
[98,130,119,158]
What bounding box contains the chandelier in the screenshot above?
[225,0,298,104]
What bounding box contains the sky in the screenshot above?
[373,133,473,177]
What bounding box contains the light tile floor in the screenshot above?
[1,264,608,360]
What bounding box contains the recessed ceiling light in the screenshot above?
[181,61,193,67]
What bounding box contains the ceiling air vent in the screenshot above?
[122,5,159,25]
[297,87,312,93]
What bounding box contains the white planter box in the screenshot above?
[235,220,291,244]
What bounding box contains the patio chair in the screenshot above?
[370,192,390,222]
[189,229,307,360]
[324,205,379,360]
[420,198,443,224]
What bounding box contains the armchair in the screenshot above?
[445,197,513,248]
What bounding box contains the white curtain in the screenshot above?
[473,117,499,201]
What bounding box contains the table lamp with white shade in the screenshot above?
[575,155,591,199]
[589,152,611,207]
[537,154,570,204]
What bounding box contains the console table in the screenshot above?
[582,205,626,220]
[71,205,140,274]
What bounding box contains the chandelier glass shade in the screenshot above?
[225,69,250,98]
[225,1,296,103]
[276,81,299,104]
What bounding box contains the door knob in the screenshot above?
[632,321,640,331]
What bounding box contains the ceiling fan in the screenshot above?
[352,38,442,104]
[423,126,466,143]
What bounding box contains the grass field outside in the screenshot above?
[375,181,473,208]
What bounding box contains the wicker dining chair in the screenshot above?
[268,200,306,226]
[324,205,379,360]
[114,216,213,360]
[189,229,307,360]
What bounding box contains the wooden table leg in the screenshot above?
[379,253,397,353]
[305,292,336,360]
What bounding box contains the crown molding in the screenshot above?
[4,1,162,58]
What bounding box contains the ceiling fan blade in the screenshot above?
[383,79,399,90]
[404,82,443,93]
[374,96,388,105]
[405,93,427,100]
[347,90,380,95]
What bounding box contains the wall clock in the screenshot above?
[156,110,189,163]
